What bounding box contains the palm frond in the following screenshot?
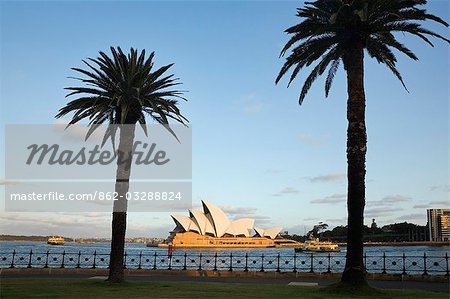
[277,0,448,104]
[56,47,189,143]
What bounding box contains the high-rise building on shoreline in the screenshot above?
[427,209,450,242]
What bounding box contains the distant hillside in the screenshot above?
[0,235,74,242]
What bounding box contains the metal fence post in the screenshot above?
[152,252,157,270]
[92,250,97,269]
[445,252,449,277]
[183,252,187,270]
[327,253,331,273]
[27,249,33,268]
[9,250,15,268]
[138,251,142,270]
[364,252,367,271]
[244,253,248,272]
[198,253,202,271]
[402,253,406,275]
[168,252,172,270]
[309,253,314,273]
[44,250,49,268]
[382,252,386,274]
[76,251,81,269]
[293,253,297,273]
[213,252,217,271]
[276,253,280,272]
[229,252,233,271]
[260,253,264,272]
[423,252,428,275]
[60,250,65,269]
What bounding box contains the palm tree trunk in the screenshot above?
[341,43,367,285]
[108,124,135,283]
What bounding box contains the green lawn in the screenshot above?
[0,278,448,299]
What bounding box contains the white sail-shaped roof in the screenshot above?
[263,227,282,239]
[189,210,215,236]
[201,200,230,237]
[171,215,200,233]
[170,201,283,239]
[226,218,254,237]
[254,227,265,237]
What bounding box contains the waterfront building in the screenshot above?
[160,200,301,248]
[427,209,450,242]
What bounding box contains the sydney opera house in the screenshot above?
[159,200,300,248]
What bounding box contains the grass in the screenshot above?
[0,278,448,299]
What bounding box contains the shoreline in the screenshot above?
[1,240,449,247]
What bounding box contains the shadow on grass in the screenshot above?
[1,278,448,299]
[322,281,386,297]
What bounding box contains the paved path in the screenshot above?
[2,272,449,293]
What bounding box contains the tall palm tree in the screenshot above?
[56,47,188,282]
[276,0,448,285]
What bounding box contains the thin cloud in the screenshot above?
[284,224,307,235]
[383,195,411,202]
[368,195,411,206]
[396,213,425,221]
[54,119,105,142]
[325,217,346,224]
[0,179,20,185]
[304,217,319,221]
[365,207,401,217]
[430,185,450,193]
[310,193,346,204]
[243,102,263,114]
[429,200,450,206]
[61,212,108,218]
[308,173,345,183]
[220,205,257,216]
[413,204,430,209]
[272,187,300,197]
[0,212,171,238]
[241,93,264,114]
[413,200,449,208]
[298,134,329,147]
[236,214,272,225]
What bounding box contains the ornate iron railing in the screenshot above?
[1,250,448,276]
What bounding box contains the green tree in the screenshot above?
[276,0,448,285]
[56,47,188,282]
[306,222,329,239]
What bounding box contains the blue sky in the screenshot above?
[0,1,448,238]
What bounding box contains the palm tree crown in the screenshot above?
[276,0,449,104]
[56,47,188,142]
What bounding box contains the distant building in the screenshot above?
[371,219,378,229]
[427,209,450,242]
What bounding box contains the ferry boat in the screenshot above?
[47,236,65,245]
[294,238,340,253]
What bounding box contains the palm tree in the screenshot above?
[276,0,448,285]
[56,47,188,282]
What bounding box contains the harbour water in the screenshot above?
[0,241,448,256]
